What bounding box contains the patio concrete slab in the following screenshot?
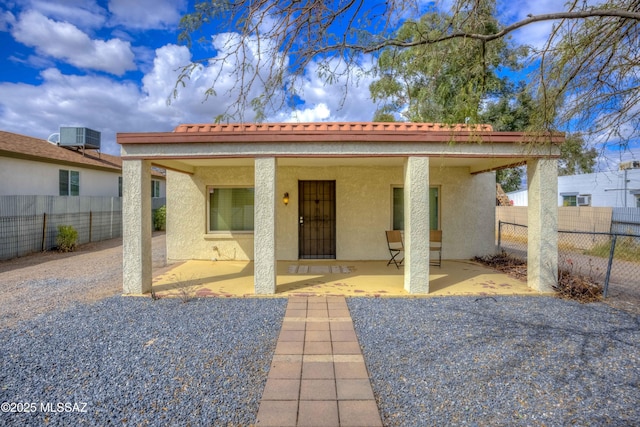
[151,260,541,298]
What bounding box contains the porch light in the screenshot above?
[283,192,289,205]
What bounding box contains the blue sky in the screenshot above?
[1,0,636,167]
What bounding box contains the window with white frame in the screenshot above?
[151,180,160,198]
[392,186,439,230]
[208,187,254,232]
[59,170,79,196]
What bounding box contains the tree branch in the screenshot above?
[366,9,640,51]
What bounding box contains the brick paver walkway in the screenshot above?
[255,296,382,426]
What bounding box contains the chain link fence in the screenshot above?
[498,221,640,298]
[1,195,167,261]
[0,196,124,260]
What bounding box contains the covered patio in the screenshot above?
[150,259,541,298]
[118,122,563,296]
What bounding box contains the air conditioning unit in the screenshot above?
[619,160,640,170]
[577,195,591,206]
[59,127,101,150]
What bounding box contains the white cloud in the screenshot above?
[0,28,379,160]
[152,32,294,122]
[28,0,107,30]
[498,0,559,49]
[284,103,331,122]
[108,0,187,29]
[11,10,135,75]
[0,48,211,156]
[498,0,607,49]
[276,56,378,123]
[0,10,16,31]
[0,68,156,154]
[0,37,285,155]
[141,36,282,123]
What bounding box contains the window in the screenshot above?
[392,186,439,230]
[562,194,591,206]
[59,170,79,196]
[636,195,640,208]
[151,180,160,198]
[561,192,578,206]
[208,187,254,232]
[118,177,123,197]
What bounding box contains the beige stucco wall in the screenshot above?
[434,167,496,259]
[278,165,404,260]
[165,162,496,262]
[166,166,255,262]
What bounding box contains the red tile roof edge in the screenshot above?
[173,122,494,133]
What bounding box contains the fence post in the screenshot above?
[16,216,20,259]
[498,221,502,252]
[89,211,93,243]
[603,234,617,298]
[41,212,47,252]
[110,198,113,239]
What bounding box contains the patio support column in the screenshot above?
[404,156,430,294]
[527,158,558,292]
[254,157,277,294]
[122,159,152,294]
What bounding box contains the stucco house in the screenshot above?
[0,130,166,198]
[0,130,167,260]
[117,122,563,295]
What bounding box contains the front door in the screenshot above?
[298,180,336,259]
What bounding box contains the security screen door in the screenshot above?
[298,181,336,259]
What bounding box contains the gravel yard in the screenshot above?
[349,297,640,427]
[1,235,639,426]
[0,297,286,426]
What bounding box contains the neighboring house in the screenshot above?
[508,162,640,207]
[117,122,563,295]
[0,130,166,260]
[0,130,166,198]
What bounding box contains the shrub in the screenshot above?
[153,205,166,231]
[56,225,78,252]
[554,269,603,303]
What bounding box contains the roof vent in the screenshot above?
[59,127,101,150]
[47,133,60,144]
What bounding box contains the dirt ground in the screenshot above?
[0,232,169,329]
[0,233,637,329]
[475,251,640,315]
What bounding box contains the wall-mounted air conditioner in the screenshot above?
[577,195,591,206]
